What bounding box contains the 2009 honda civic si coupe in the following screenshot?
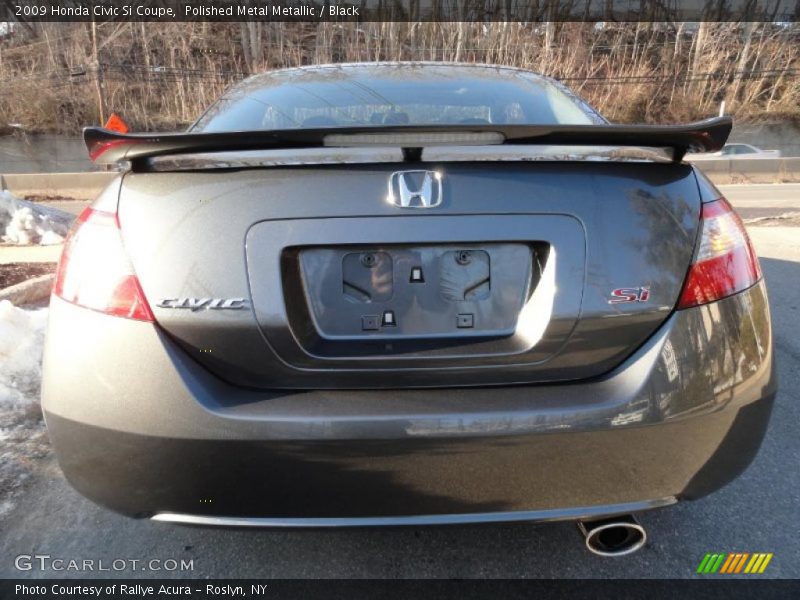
[42,63,775,556]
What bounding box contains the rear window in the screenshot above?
[193,66,600,132]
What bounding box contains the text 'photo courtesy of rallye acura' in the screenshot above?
[42,63,776,557]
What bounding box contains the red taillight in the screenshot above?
[677,198,761,309]
[53,208,154,322]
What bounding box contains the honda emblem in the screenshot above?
[387,170,443,208]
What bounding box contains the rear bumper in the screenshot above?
[42,282,776,522]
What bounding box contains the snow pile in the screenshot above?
[0,301,50,516]
[3,206,64,245]
[0,191,73,245]
[0,300,48,406]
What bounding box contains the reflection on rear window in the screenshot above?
[194,65,601,132]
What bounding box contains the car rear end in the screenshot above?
[41,64,776,526]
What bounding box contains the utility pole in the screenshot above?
[91,17,107,125]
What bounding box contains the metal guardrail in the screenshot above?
[689,157,800,182]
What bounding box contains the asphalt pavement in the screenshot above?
[721,183,800,220]
[0,188,798,579]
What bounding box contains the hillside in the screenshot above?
[0,22,798,133]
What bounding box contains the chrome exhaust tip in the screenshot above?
[578,515,646,557]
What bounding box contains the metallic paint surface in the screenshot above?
[42,279,775,520]
[116,161,701,389]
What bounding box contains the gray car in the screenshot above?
[686,142,781,161]
[42,63,776,556]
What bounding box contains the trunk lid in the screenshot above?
[118,160,701,389]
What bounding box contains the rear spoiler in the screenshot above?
[84,117,732,165]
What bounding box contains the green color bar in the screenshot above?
[697,554,713,574]
[710,554,726,573]
[703,554,720,573]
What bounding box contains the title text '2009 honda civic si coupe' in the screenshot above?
[42,63,776,556]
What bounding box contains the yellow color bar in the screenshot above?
[758,553,773,574]
[744,554,760,573]
[749,554,766,573]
